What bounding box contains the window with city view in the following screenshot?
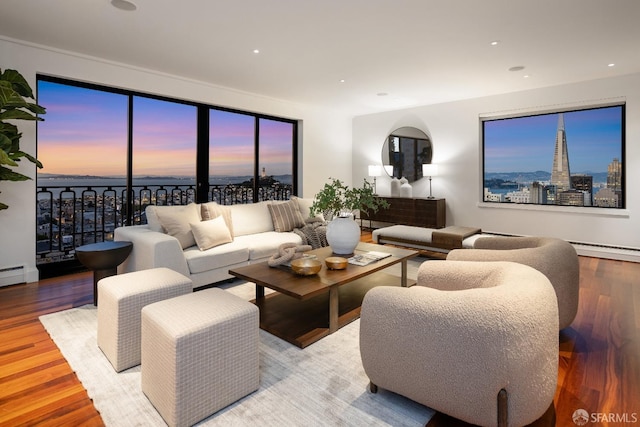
[36,76,297,269]
[482,103,625,209]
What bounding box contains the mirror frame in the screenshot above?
[382,127,433,183]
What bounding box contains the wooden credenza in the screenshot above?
[361,197,446,229]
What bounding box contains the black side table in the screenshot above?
[76,241,133,306]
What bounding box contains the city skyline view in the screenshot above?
[483,105,623,174]
[37,80,294,178]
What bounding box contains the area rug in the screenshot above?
[39,261,434,426]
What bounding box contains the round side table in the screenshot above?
[76,241,133,306]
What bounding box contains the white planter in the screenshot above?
[326,215,360,254]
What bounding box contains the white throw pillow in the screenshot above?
[154,203,201,249]
[200,201,234,236]
[190,216,233,251]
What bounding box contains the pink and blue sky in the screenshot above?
[483,105,623,174]
[37,81,293,178]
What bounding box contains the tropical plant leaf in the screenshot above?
[20,151,43,168]
[0,68,45,210]
[0,149,18,166]
[0,165,31,181]
[0,69,35,98]
[0,82,29,109]
[0,109,40,121]
[26,102,46,115]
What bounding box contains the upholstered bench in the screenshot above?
[97,267,193,372]
[141,288,259,427]
[372,225,484,254]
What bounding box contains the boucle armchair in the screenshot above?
[360,260,559,427]
[447,236,579,330]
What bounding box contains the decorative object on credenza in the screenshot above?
[390,177,400,197]
[310,178,389,254]
[267,243,313,267]
[400,180,413,198]
[368,165,382,195]
[0,68,46,211]
[422,163,439,199]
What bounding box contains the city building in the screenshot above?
[550,114,572,192]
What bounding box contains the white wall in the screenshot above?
[353,73,640,254]
[0,37,352,283]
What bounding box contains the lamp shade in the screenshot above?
[422,163,439,177]
[368,165,382,177]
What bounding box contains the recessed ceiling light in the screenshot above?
[523,75,530,78]
[608,63,615,67]
[377,92,388,97]
[253,49,260,54]
[111,0,137,11]
[490,40,500,46]
[339,79,346,83]
[508,66,525,72]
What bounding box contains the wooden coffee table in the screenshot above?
[229,242,419,348]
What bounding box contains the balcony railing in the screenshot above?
[36,182,292,265]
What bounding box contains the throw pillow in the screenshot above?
[190,216,233,251]
[268,199,305,232]
[154,203,201,249]
[200,201,234,237]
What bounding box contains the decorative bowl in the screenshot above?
[291,258,322,275]
[325,256,348,270]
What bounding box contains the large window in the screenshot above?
[482,103,625,209]
[36,76,298,267]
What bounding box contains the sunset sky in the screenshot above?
[37,80,293,177]
[483,105,623,174]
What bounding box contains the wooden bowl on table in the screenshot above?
[291,258,322,275]
[325,256,348,270]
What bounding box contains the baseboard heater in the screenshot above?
[0,265,26,287]
[484,231,640,263]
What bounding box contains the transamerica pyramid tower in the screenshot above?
[550,113,571,191]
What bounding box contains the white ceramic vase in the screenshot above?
[326,215,360,255]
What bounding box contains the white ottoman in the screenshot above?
[97,267,193,372]
[141,288,259,427]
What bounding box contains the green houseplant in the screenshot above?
[309,177,388,219]
[310,178,389,254]
[0,68,46,210]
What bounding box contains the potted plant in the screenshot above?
[310,178,388,254]
[0,68,46,210]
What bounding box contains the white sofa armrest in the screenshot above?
[114,225,190,278]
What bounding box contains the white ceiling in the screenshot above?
[2,0,640,115]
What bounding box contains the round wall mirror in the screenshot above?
[381,127,432,183]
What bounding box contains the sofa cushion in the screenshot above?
[292,196,325,222]
[154,203,201,249]
[200,202,234,236]
[234,232,303,260]
[183,241,250,274]
[191,216,233,251]
[268,200,305,232]
[230,202,274,237]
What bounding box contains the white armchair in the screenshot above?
[360,260,559,427]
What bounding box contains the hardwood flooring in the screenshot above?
[0,239,638,426]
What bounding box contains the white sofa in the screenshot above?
[114,197,319,289]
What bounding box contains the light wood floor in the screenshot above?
[1,240,639,426]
